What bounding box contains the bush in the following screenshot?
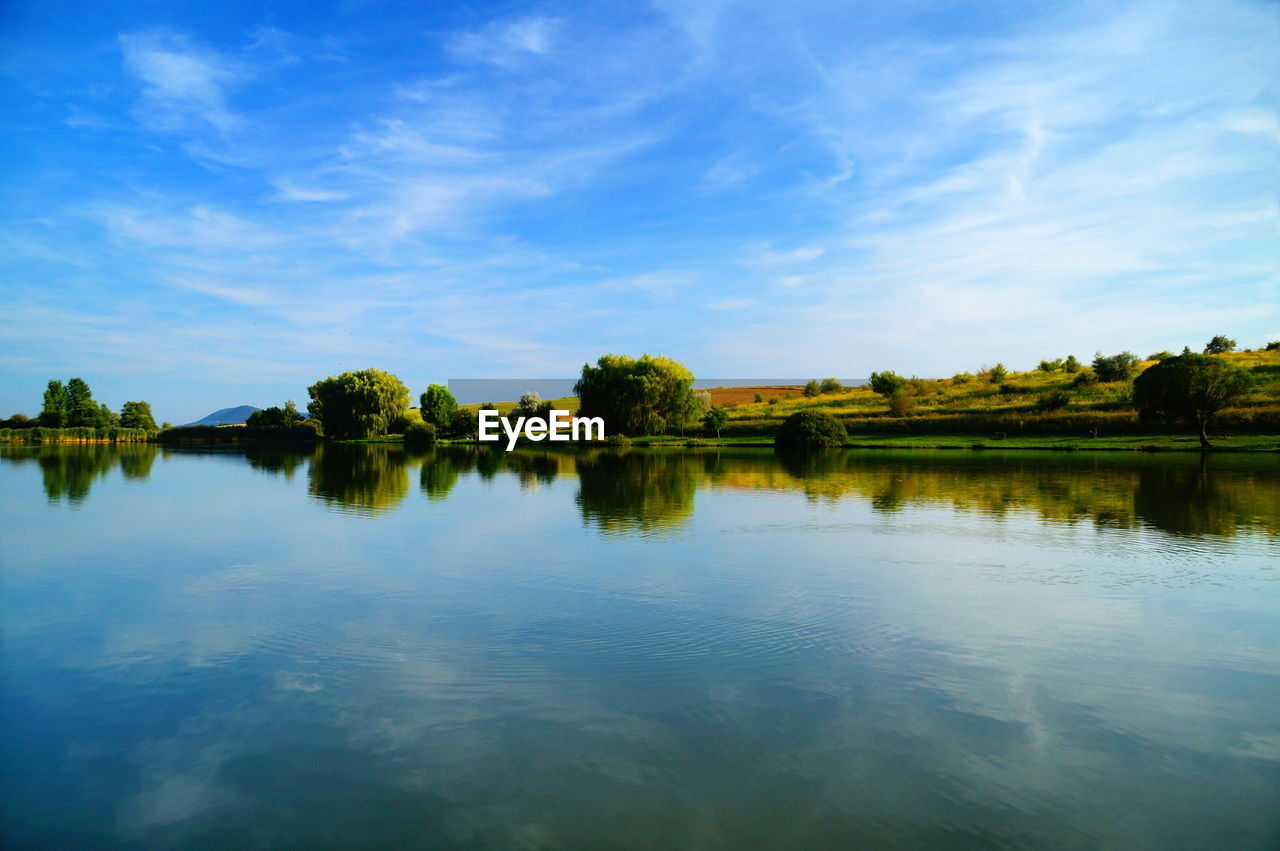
[887,392,915,417]
[1038,359,1064,372]
[753,392,764,403]
[1063,355,1081,373]
[404,421,438,444]
[869,371,907,397]
[951,373,973,385]
[985,363,1008,383]
[775,410,848,449]
[819,377,844,394]
[604,433,631,448]
[1148,351,1174,362]
[998,383,1021,396]
[803,379,821,398]
[1265,341,1279,351]
[767,397,779,406]
[1072,369,1099,388]
[1092,351,1139,382]
[1204,335,1237,354]
[1035,391,1071,411]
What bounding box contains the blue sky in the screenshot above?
[2,0,1276,422]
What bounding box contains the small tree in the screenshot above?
[985,363,1008,383]
[1147,351,1174,362]
[1063,355,1081,373]
[703,405,728,438]
[802,379,821,398]
[1038,359,1064,372]
[775,410,847,449]
[419,384,459,430]
[1133,353,1251,448]
[819,377,844,394]
[887,391,915,417]
[1204,335,1237,355]
[119,401,157,430]
[1265,341,1279,352]
[868,371,907,397]
[1092,351,1139,383]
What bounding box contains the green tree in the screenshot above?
[1203,335,1237,354]
[40,380,67,427]
[419,384,459,429]
[119,401,157,430]
[1132,353,1251,448]
[775,410,847,449]
[574,354,697,436]
[703,405,728,438]
[1092,351,1139,382]
[868,371,907,397]
[1148,351,1175,362]
[819,377,844,394]
[1063,355,1081,373]
[65,378,98,427]
[307,368,410,439]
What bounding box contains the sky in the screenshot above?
[1,0,1277,423]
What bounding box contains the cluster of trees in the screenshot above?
[802,377,844,397]
[0,378,160,431]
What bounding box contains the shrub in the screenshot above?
[1265,341,1280,351]
[803,379,821,398]
[767,397,779,406]
[1147,351,1174,362]
[998,383,1020,396]
[1063,355,1081,373]
[986,363,1008,383]
[1072,369,1099,388]
[1038,359,1064,372]
[1035,391,1071,411]
[869,371,907,397]
[887,392,915,417]
[819,377,844,394]
[604,433,631,448]
[1092,351,1139,382]
[775,410,848,449]
[753,392,764,403]
[1204,335,1237,354]
[404,421,438,444]
[951,373,973,385]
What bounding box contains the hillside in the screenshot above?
[183,405,261,427]
[712,350,1280,441]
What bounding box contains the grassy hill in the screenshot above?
[698,349,1280,449]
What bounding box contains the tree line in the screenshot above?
[1,378,160,431]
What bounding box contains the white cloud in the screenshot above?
[119,32,245,133]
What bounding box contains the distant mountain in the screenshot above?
[183,405,261,427]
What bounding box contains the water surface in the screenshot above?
[2,444,1278,848]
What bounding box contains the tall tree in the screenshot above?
[40,379,67,427]
[419,384,459,430]
[64,377,98,427]
[1133,353,1251,448]
[307,368,409,439]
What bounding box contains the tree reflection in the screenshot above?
[307,445,410,515]
[575,450,700,535]
[245,448,310,479]
[29,444,159,504]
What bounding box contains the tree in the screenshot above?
[703,405,728,438]
[1038,358,1064,372]
[65,378,98,427]
[307,368,410,439]
[1204,335,1237,354]
[419,384,459,429]
[1063,355,1081,373]
[802,379,821,398]
[512,391,553,421]
[119,401,157,430]
[1147,351,1174,362]
[1132,353,1251,448]
[775,410,847,450]
[984,363,1008,383]
[1091,351,1139,383]
[40,380,67,427]
[574,354,697,436]
[246,402,303,429]
[868,371,907,397]
[819,377,844,394]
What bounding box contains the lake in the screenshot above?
[2,444,1278,848]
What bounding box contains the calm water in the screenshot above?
[2,444,1278,849]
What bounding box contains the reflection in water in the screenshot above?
[307,444,410,515]
[575,449,701,535]
[244,447,309,480]
[1,444,1279,847]
[0,443,160,504]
